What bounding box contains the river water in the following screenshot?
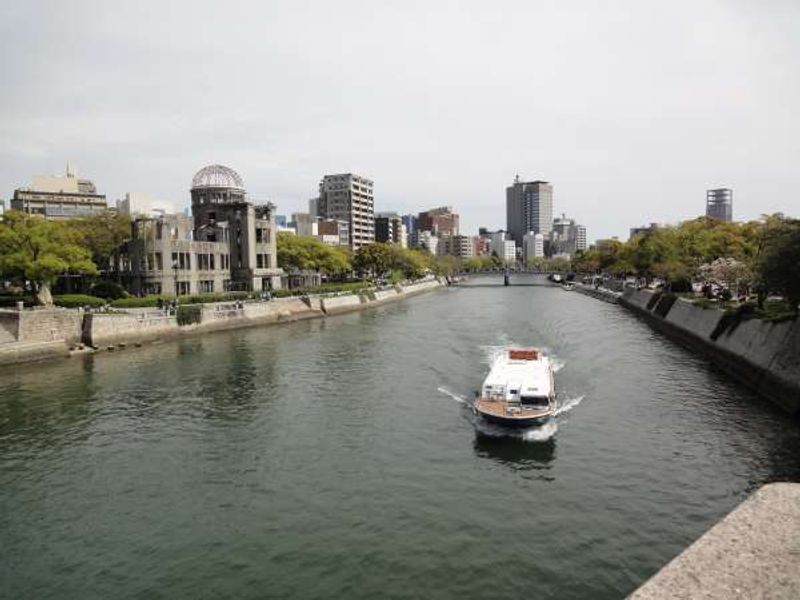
[2,276,799,599]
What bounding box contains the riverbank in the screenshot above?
[571,282,800,414]
[0,277,444,367]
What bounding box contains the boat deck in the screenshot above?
[475,399,552,420]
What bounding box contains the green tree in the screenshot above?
[70,212,132,274]
[277,233,352,276]
[353,242,395,277]
[755,216,800,312]
[0,211,98,305]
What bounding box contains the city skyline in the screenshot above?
[1,2,799,238]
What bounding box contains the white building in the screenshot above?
[523,232,545,262]
[117,192,176,217]
[502,240,517,263]
[409,230,438,254]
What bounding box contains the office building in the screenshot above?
[317,173,374,250]
[417,206,459,237]
[11,163,107,219]
[706,188,733,222]
[501,240,517,263]
[506,176,553,245]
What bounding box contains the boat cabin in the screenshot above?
[480,348,552,406]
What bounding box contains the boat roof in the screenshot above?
[483,348,551,394]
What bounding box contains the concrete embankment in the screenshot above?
[572,284,621,304]
[618,288,800,414]
[628,482,800,599]
[0,279,444,366]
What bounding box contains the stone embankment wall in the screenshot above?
[572,285,621,304]
[0,308,85,364]
[619,288,800,413]
[0,279,444,366]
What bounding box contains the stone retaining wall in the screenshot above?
[0,279,444,366]
[619,289,800,413]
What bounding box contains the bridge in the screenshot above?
[453,272,563,287]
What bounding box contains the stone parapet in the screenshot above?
[629,483,800,599]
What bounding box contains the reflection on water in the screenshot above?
[473,430,557,470]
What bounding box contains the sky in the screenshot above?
[1,0,799,240]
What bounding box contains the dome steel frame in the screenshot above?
[191,164,245,190]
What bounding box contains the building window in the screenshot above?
[199,280,214,293]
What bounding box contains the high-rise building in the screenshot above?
[501,240,517,263]
[11,162,107,219]
[472,235,490,256]
[318,173,375,250]
[506,176,553,245]
[375,212,406,247]
[576,225,587,251]
[706,188,733,222]
[417,206,459,237]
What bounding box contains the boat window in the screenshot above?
[521,395,549,407]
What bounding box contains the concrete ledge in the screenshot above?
[629,483,800,599]
[0,340,71,365]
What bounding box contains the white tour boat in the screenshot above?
[473,347,555,427]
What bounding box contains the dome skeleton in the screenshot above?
[191,164,244,190]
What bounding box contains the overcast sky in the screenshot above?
[1,1,798,240]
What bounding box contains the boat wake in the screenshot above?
[555,395,584,416]
[436,386,470,406]
[437,387,583,443]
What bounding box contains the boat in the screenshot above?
[473,347,555,427]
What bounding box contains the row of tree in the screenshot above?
[276,233,461,281]
[571,215,799,308]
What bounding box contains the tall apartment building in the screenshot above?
[375,212,407,247]
[11,163,107,219]
[706,188,733,222]
[417,206,459,237]
[119,164,282,295]
[318,173,374,250]
[506,176,553,245]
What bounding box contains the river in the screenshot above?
[1,275,799,599]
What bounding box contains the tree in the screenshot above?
[277,233,352,276]
[70,212,132,274]
[353,243,395,277]
[0,211,98,304]
[755,216,800,312]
